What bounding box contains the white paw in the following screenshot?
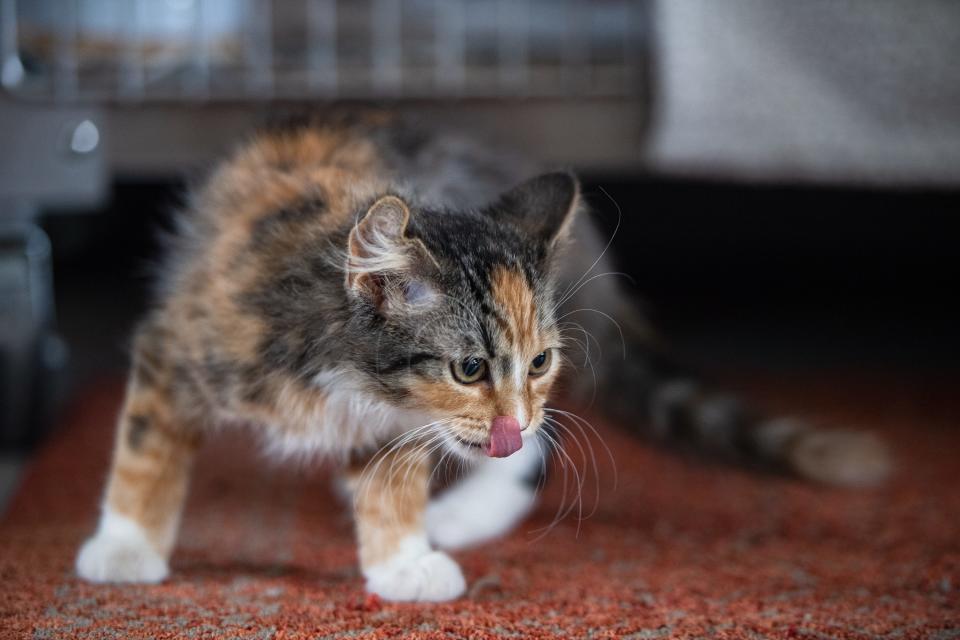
[75,510,168,584]
[426,500,486,550]
[427,479,535,550]
[76,534,168,583]
[364,537,465,602]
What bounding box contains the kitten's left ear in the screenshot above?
[494,171,580,246]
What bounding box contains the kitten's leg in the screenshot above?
[76,365,201,583]
[347,443,466,602]
[426,438,543,550]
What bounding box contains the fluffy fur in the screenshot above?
[77,112,891,602]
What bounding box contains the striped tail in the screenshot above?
[596,340,892,487]
[558,215,892,488]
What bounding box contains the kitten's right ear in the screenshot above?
[346,195,439,310]
[346,195,411,300]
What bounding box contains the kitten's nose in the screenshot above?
[487,416,523,458]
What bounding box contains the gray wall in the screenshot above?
[649,0,960,185]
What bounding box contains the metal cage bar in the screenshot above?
[2,0,648,103]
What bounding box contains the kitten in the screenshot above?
[76,113,890,601]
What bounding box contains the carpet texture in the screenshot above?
[1,372,957,639]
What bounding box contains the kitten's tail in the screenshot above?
[559,217,892,488]
[590,339,892,487]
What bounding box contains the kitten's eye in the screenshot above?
[451,357,487,384]
[529,350,552,377]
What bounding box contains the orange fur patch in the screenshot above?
[490,266,538,357]
[346,444,430,568]
[106,380,202,556]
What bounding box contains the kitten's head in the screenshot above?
[345,172,579,460]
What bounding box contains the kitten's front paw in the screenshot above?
[426,479,535,550]
[76,534,168,583]
[364,545,466,602]
[426,500,486,550]
[75,511,168,584]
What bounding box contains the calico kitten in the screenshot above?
[76,113,890,602]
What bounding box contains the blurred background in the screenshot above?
[1,0,958,510]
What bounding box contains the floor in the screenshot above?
[2,176,956,636]
[1,371,957,638]
[0,454,24,515]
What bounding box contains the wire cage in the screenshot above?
[0,0,651,446]
[1,0,649,103]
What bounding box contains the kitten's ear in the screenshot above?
[346,195,411,297]
[346,195,438,309]
[495,172,580,246]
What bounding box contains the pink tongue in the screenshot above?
[487,416,523,458]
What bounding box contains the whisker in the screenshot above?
[527,429,573,541]
[392,435,449,516]
[527,424,586,540]
[556,307,626,360]
[353,420,452,508]
[544,417,602,522]
[558,322,595,367]
[546,407,618,492]
[554,271,635,310]
[555,186,623,307]
[543,417,591,528]
[378,431,450,528]
[535,431,585,539]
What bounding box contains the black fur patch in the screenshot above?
[249,193,327,251]
[378,352,441,375]
[127,414,151,450]
[133,357,157,388]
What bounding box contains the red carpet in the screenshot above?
[1,372,958,638]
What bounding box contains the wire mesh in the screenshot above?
[1,0,649,102]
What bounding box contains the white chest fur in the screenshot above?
[255,368,432,461]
